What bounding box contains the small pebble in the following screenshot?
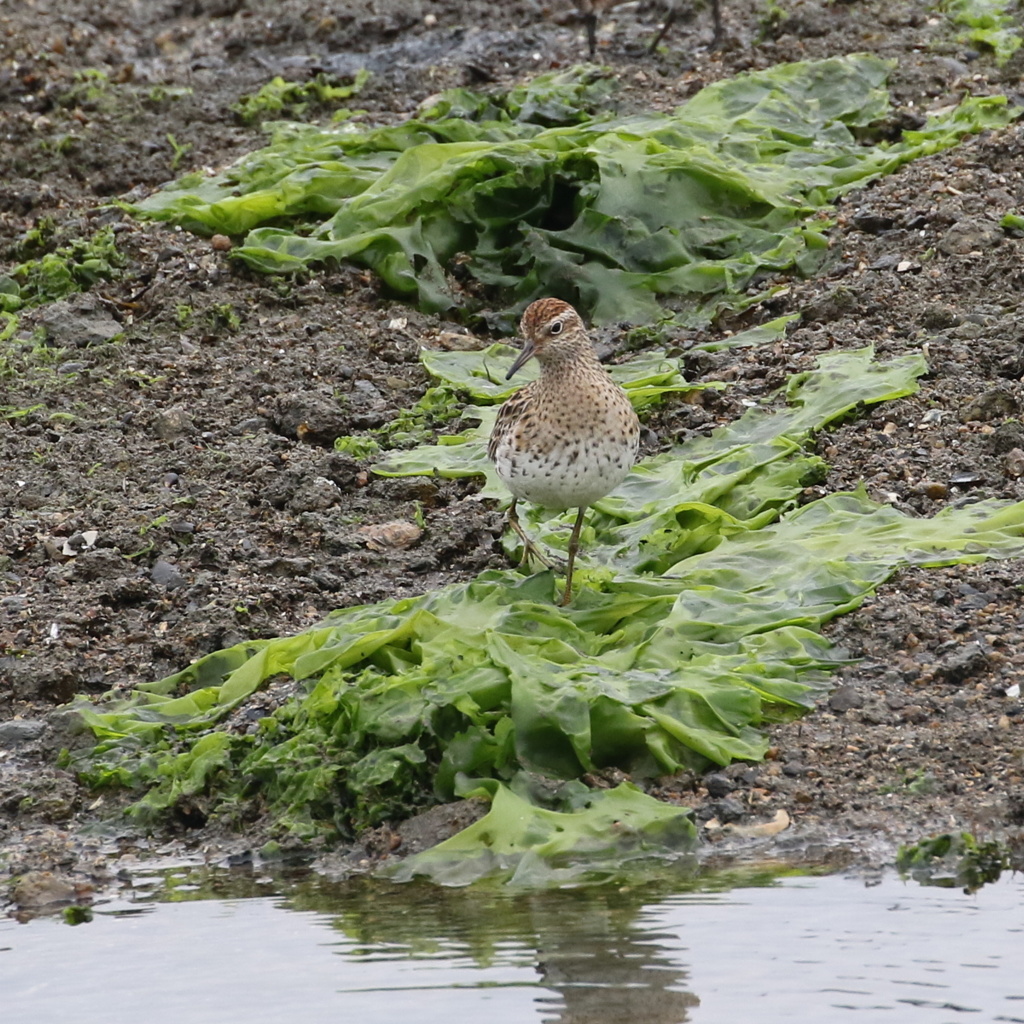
[1005,448,1024,478]
[358,521,422,551]
[915,480,948,500]
[704,772,735,798]
[0,719,46,747]
[150,559,186,589]
[828,684,863,713]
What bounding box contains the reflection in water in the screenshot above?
[2,865,1023,1024]
[529,900,698,1023]
[284,876,705,1023]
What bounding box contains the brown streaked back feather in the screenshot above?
[487,380,537,461]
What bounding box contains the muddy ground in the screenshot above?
[2,0,1024,903]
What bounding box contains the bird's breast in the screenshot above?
[493,429,639,510]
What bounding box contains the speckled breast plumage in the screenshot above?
[489,379,640,511]
[492,430,638,510]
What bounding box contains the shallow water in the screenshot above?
[2,867,1022,1024]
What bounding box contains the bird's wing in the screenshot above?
[487,383,536,462]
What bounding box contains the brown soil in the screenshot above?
[3,0,1024,897]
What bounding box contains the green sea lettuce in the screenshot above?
[127,55,1016,326]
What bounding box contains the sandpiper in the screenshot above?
[578,0,723,56]
[488,298,641,605]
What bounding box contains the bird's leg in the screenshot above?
[648,7,676,52]
[560,506,588,606]
[584,10,598,57]
[709,0,723,50]
[507,499,552,569]
[648,0,723,54]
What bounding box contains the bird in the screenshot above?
[578,0,723,57]
[488,298,641,605]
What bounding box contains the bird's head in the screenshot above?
[506,298,587,380]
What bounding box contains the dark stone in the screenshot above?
[102,576,154,606]
[270,391,349,446]
[935,642,989,684]
[72,548,128,581]
[150,559,186,589]
[828,684,863,712]
[37,293,123,347]
[991,421,1024,455]
[257,468,303,510]
[233,416,269,435]
[803,285,859,323]
[729,766,762,786]
[851,210,895,234]
[349,410,388,429]
[42,709,92,753]
[867,254,901,271]
[255,557,315,578]
[286,477,340,513]
[375,478,440,502]
[310,570,345,591]
[324,453,362,489]
[959,388,1019,423]
[1005,791,1024,826]
[858,704,890,725]
[711,797,746,824]
[778,8,832,37]
[939,218,1003,255]
[704,772,735,798]
[919,304,961,330]
[0,719,47,747]
[152,406,195,439]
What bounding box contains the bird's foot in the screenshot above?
[517,537,552,571]
[506,499,553,572]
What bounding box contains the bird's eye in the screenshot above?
[549,321,563,336]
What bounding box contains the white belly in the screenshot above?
[493,434,636,510]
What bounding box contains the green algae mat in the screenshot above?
[944,0,1024,64]
[127,53,1015,328]
[71,54,1024,886]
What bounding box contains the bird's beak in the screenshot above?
[506,338,536,380]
